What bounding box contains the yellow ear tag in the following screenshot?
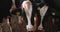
[37,7,40,11]
[52,12,55,16]
[16,12,20,16]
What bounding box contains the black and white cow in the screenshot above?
[42,0,60,31]
[21,0,34,31]
[37,4,48,30]
[37,0,60,31]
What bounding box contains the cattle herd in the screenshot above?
[0,0,60,32]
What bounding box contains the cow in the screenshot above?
[38,0,59,32]
[21,0,34,31]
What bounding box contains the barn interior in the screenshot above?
[0,0,60,32]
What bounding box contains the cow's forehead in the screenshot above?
[26,1,31,4]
